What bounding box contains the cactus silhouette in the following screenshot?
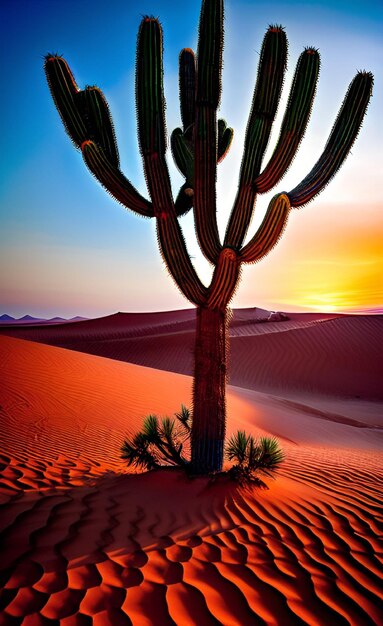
[45,0,373,473]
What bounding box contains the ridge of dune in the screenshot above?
[0,306,334,343]
[0,309,196,340]
[1,310,381,400]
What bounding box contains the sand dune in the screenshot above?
[1,333,382,625]
[1,308,381,399]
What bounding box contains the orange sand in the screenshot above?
[0,310,382,625]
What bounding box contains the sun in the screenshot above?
[318,303,339,313]
[300,293,344,313]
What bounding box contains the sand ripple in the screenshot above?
[1,452,382,625]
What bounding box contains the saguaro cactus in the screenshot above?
[45,0,373,473]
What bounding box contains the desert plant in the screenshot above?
[226,431,284,483]
[121,405,192,470]
[122,410,283,485]
[45,0,373,474]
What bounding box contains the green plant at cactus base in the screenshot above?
[45,0,373,475]
[121,406,284,483]
[226,431,285,484]
[121,406,192,471]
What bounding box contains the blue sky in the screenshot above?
[1,0,382,317]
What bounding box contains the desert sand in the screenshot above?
[1,309,382,625]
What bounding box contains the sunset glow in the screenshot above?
[1,0,382,318]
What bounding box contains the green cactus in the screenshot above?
[45,0,373,474]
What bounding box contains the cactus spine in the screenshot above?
[45,0,373,474]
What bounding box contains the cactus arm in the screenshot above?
[44,55,88,148]
[194,0,224,264]
[224,26,288,249]
[157,211,208,305]
[240,193,290,263]
[77,86,119,167]
[136,17,168,165]
[179,48,196,140]
[208,247,240,309]
[46,57,120,165]
[171,129,195,216]
[217,119,234,163]
[255,47,320,194]
[135,17,174,213]
[194,104,222,262]
[172,49,196,218]
[45,55,153,217]
[197,0,223,109]
[82,141,154,217]
[136,17,206,306]
[288,71,373,208]
[171,128,194,182]
[144,152,207,304]
[170,128,194,217]
[241,26,288,181]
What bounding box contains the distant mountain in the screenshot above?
[0,314,88,325]
[18,315,44,322]
[0,314,45,324]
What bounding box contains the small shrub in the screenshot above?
[121,405,191,470]
[226,431,284,483]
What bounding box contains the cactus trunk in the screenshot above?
[191,306,228,473]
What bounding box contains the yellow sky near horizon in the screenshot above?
[2,201,382,317]
[238,201,382,313]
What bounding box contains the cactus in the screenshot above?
[45,0,373,474]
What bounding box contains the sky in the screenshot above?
[1,0,382,318]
